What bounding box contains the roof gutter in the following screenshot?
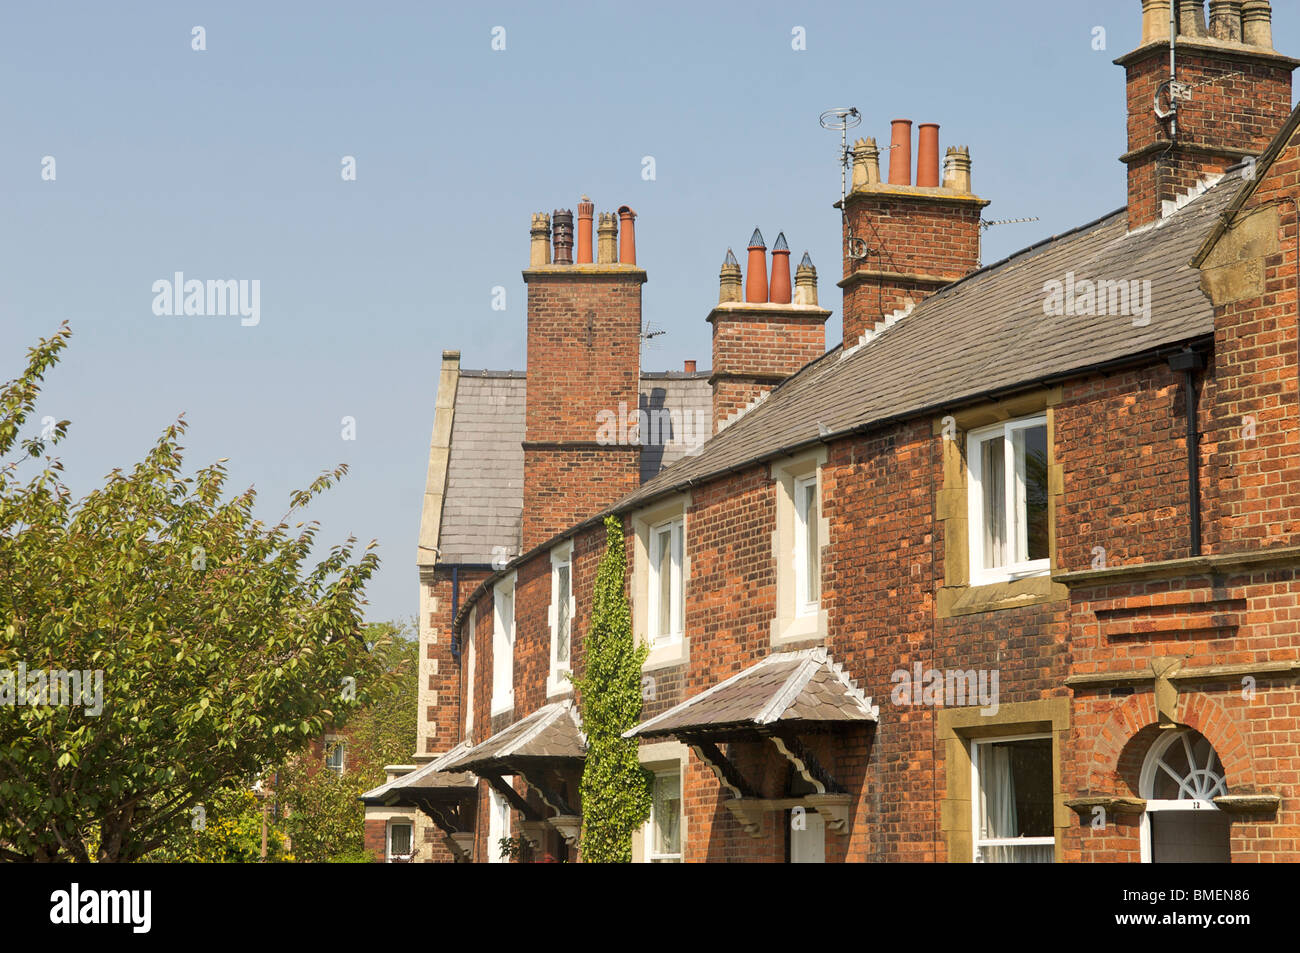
[450,333,1215,631]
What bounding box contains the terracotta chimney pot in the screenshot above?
[576,195,594,264]
[916,123,941,188]
[769,232,792,304]
[684,360,696,373]
[617,206,637,265]
[745,228,768,303]
[888,119,913,186]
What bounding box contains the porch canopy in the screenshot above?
[359,742,480,859]
[440,699,587,845]
[624,647,877,835]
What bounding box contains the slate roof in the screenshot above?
[437,371,711,564]
[440,699,586,772]
[618,170,1242,512]
[626,647,878,738]
[358,743,478,806]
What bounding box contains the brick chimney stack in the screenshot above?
[1119,0,1297,230]
[523,197,644,551]
[839,119,989,349]
[710,236,830,432]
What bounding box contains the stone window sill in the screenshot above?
[936,575,1067,619]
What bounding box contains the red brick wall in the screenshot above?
[1122,45,1294,230]
[364,817,386,862]
[840,191,984,347]
[523,269,644,551]
[709,308,827,430]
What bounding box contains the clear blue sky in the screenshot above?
[3,1,1296,623]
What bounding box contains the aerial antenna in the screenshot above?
[820,106,870,261]
[979,216,1041,266]
[640,321,666,354]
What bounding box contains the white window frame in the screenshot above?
[966,415,1051,587]
[386,819,414,862]
[793,473,820,616]
[487,780,513,864]
[491,573,516,717]
[969,732,1055,863]
[324,735,346,776]
[463,606,476,739]
[548,544,575,697]
[647,517,684,647]
[645,767,683,863]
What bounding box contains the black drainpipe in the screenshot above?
[1167,349,1204,556]
[450,564,461,660]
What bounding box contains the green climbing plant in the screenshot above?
[574,515,651,862]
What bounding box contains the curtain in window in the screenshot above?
[981,436,1007,568]
[671,524,684,634]
[982,745,1017,863]
[390,824,412,856]
[653,773,681,859]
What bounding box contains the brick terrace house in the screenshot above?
[363,0,1300,862]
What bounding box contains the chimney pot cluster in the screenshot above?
[530,197,637,267]
[854,120,970,193]
[1143,0,1273,48]
[723,232,816,305]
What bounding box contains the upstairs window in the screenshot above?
[967,416,1049,586]
[463,607,477,738]
[793,474,820,614]
[648,518,684,645]
[491,575,516,716]
[325,737,346,776]
[549,545,574,695]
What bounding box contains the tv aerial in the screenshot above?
[820,107,871,261]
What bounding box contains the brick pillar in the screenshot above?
[710,246,829,432]
[1117,5,1296,230]
[522,205,644,551]
[839,122,988,349]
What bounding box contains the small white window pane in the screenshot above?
[801,480,819,604]
[655,527,673,640]
[390,823,412,857]
[980,434,1007,569]
[671,522,684,636]
[556,562,571,664]
[1013,424,1049,563]
[652,772,682,861]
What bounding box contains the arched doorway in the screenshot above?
[1139,729,1230,863]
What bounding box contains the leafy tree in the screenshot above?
[0,326,384,861]
[574,515,651,862]
[277,622,418,862]
[145,786,289,863]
